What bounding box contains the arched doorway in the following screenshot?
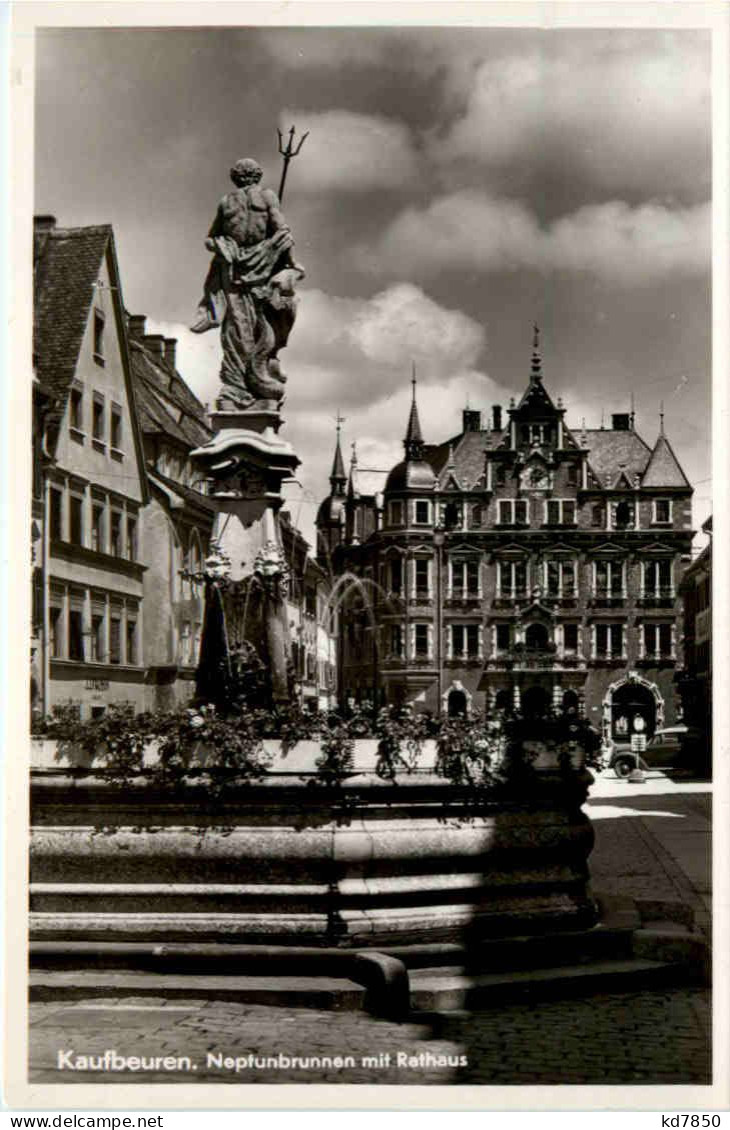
[448,688,468,718]
[610,682,657,739]
[525,622,549,650]
[495,688,512,712]
[522,685,550,719]
[562,689,579,713]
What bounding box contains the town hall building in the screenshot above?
[317,333,694,741]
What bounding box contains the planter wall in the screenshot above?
[30,749,597,950]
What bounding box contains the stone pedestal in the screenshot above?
[190,408,300,702]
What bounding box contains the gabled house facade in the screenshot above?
[318,335,694,740]
[126,315,215,710]
[33,217,150,718]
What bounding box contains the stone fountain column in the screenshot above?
[190,403,300,703]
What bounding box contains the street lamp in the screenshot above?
[434,525,445,717]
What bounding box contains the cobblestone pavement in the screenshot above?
[29,987,710,1086]
[585,777,711,934]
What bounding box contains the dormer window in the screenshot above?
[653,499,672,524]
[498,499,528,525]
[611,501,634,530]
[544,499,576,526]
[93,309,105,365]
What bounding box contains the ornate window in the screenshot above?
[413,623,431,659]
[498,499,528,525]
[642,622,673,659]
[389,556,403,595]
[544,499,576,526]
[414,558,431,598]
[496,623,512,652]
[594,559,625,600]
[562,623,579,653]
[545,559,576,598]
[497,559,528,599]
[652,499,672,525]
[593,623,624,659]
[450,623,480,659]
[643,559,673,599]
[450,558,480,599]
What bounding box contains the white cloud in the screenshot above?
[365,192,710,285]
[148,289,510,546]
[278,110,420,192]
[431,35,710,197]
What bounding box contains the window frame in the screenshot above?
[652,499,673,525]
[69,385,85,439]
[93,308,106,365]
[594,622,624,659]
[69,492,85,546]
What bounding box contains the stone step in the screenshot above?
[385,924,636,970]
[29,969,366,1012]
[409,957,694,1010]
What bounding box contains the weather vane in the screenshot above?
[277,125,309,203]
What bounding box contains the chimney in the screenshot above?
[144,334,165,361]
[34,215,57,233]
[462,408,481,433]
[492,405,503,432]
[612,413,630,432]
[127,315,146,342]
[164,338,177,370]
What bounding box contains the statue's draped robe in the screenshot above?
[195,215,302,407]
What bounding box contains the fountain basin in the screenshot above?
[30,750,597,949]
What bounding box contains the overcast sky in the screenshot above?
[34,25,712,545]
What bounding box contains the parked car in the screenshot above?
[607,725,703,778]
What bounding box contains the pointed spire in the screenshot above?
[580,417,587,447]
[447,443,455,471]
[404,366,425,460]
[659,400,665,435]
[630,391,636,430]
[530,323,542,384]
[347,440,359,500]
[329,411,346,493]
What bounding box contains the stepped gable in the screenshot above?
[583,428,651,488]
[641,432,691,488]
[33,223,112,414]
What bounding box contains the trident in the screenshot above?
[277,125,309,203]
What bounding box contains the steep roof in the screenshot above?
[583,428,651,488]
[641,432,691,488]
[129,339,212,450]
[330,431,346,483]
[33,219,150,502]
[405,390,424,447]
[147,466,216,517]
[33,223,111,411]
[436,430,488,489]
